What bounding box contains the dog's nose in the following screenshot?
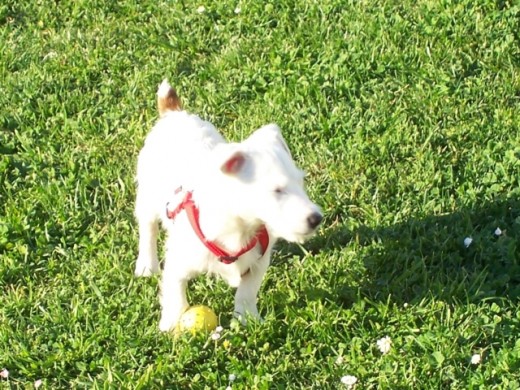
[307,212,323,230]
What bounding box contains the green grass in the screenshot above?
[1,0,519,388]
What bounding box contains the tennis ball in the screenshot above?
[176,305,218,334]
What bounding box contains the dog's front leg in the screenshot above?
[234,254,270,324]
[158,272,190,331]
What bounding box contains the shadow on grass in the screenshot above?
[286,197,520,308]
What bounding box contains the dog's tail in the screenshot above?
[157,79,181,116]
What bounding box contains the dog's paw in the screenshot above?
[134,266,159,277]
[158,318,176,332]
[134,257,159,277]
[233,311,264,326]
[158,312,183,332]
[158,304,189,332]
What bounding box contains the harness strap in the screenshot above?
[166,191,269,265]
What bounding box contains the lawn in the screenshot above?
[1,0,519,388]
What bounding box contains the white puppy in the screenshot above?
[135,79,322,331]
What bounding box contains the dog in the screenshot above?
[134,79,323,331]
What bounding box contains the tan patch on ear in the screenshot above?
[157,87,182,116]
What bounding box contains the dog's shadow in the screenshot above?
[276,197,520,308]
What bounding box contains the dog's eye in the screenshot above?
[274,187,286,195]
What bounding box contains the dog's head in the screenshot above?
[214,124,323,243]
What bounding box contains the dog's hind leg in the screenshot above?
[134,217,160,276]
[134,168,163,275]
[134,188,160,276]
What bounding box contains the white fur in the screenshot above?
[135,80,322,331]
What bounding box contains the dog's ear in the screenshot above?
[249,124,292,157]
[221,151,246,175]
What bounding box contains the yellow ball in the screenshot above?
[176,305,218,334]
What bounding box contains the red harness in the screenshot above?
[166,190,269,264]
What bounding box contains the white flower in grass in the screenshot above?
[228,373,237,382]
[43,51,57,61]
[234,6,241,14]
[211,332,221,340]
[225,387,232,390]
[464,237,473,248]
[376,336,392,354]
[471,353,481,365]
[34,379,43,388]
[197,5,206,13]
[341,375,357,388]
[0,369,8,379]
[494,227,502,236]
[216,326,224,333]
